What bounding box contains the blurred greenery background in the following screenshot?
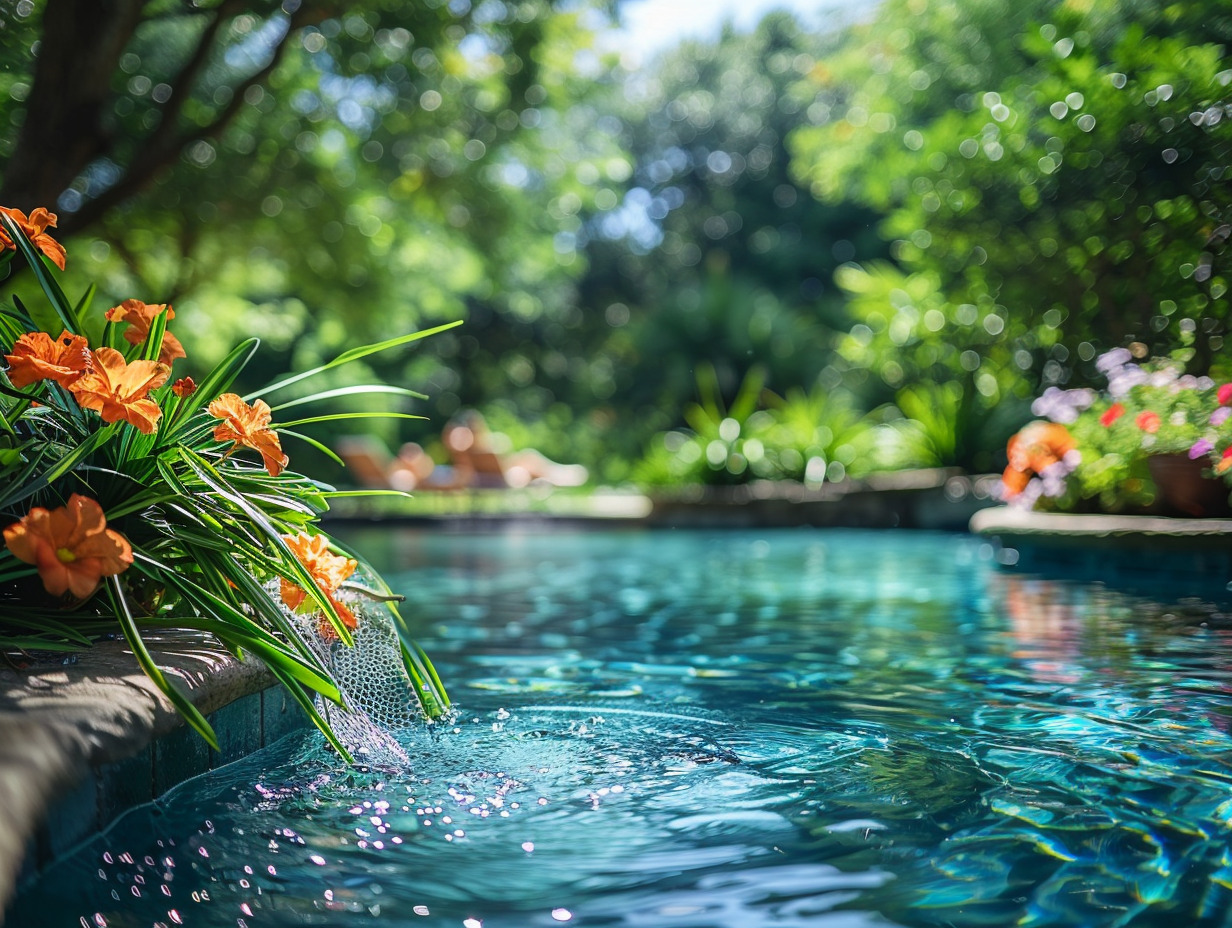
[1,0,1228,489]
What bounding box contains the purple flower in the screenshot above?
[1107,366,1148,397]
[1030,386,1096,424]
[1212,407,1232,427]
[1189,438,1215,459]
[1096,347,1133,374]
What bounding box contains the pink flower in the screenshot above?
[1212,406,1232,427]
[1218,383,1232,406]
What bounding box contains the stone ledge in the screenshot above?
[970,506,1232,593]
[0,631,298,917]
[970,506,1232,543]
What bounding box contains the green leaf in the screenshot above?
[269,385,426,413]
[0,212,78,334]
[255,321,462,399]
[265,664,354,762]
[73,283,97,322]
[139,304,170,363]
[107,576,219,751]
[276,429,345,465]
[273,412,427,429]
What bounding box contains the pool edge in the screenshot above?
[0,635,309,921]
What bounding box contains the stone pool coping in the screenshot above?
[0,633,306,918]
[970,506,1232,588]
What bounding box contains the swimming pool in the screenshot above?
[11,528,1232,927]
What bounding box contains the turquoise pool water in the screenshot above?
[13,528,1232,927]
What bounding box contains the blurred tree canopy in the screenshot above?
[2,0,1229,486]
[790,0,1232,401]
[0,0,626,429]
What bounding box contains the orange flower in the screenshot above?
[3,494,132,599]
[69,347,169,433]
[1135,411,1161,433]
[171,376,197,397]
[1006,421,1075,475]
[0,206,66,271]
[1001,421,1076,499]
[3,330,91,388]
[207,393,288,477]
[104,299,186,365]
[279,532,358,639]
[1000,465,1031,497]
[1217,448,1232,476]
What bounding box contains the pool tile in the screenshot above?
[262,686,309,745]
[98,746,153,824]
[208,693,262,767]
[43,773,97,861]
[153,721,210,796]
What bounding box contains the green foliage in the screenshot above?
[0,217,453,754]
[634,365,886,488]
[790,0,1232,394]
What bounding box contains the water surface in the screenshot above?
[13,529,1232,927]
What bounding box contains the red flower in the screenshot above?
[1135,411,1161,433]
[1219,383,1232,406]
[1100,403,1125,426]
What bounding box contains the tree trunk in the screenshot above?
[0,0,145,215]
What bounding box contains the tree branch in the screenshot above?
[59,4,311,238]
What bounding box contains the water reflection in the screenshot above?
[12,530,1232,927]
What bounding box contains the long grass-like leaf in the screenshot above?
[139,306,169,363]
[273,412,427,428]
[0,212,78,334]
[276,429,345,465]
[73,283,96,322]
[265,663,354,763]
[107,576,219,751]
[269,385,426,412]
[255,321,462,399]
[159,338,259,443]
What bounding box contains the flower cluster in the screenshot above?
[0,204,453,750]
[1001,348,1232,513]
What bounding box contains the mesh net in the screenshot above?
[282,575,429,767]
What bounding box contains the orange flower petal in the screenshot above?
[4,330,91,388]
[209,393,287,476]
[0,206,66,270]
[69,348,169,433]
[279,532,358,635]
[105,299,185,365]
[2,494,131,599]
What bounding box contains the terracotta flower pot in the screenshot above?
[1147,453,1232,518]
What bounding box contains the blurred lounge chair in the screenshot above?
[336,413,588,492]
[443,411,588,489]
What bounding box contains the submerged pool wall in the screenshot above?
[0,635,308,918]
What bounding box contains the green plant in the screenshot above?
[0,207,456,759]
